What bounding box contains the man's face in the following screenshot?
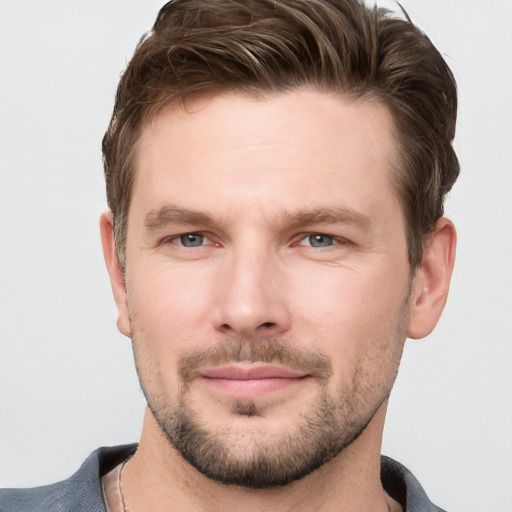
[119,90,414,487]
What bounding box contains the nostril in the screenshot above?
[259,322,275,329]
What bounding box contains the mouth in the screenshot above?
[197,364,310,400]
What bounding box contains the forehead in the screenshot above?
[132,89,400,224]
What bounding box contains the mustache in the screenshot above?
[178,337,332,384]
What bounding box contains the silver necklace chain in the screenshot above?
[117,455,395,512]
[118,457,132,512]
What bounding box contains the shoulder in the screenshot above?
[0,444,137,512]
[381,455,448,512]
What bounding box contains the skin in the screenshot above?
[101,89,456,512]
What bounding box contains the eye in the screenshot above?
[298,234,337,248]
[174,233,208,247]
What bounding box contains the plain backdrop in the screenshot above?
[0,1,511,511]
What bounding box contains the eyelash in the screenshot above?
[166,233,214,248]
[165,232,348,249]
[295,233,348,248]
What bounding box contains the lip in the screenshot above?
[199,364,306,380]
[197,364,309,400]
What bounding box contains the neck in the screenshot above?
[120,407,401,512]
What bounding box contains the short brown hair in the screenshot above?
[102,0,459,269]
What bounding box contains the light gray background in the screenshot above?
[0,2,511,511]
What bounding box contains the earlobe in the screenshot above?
[407,218,457,339]
[100,211,131,338]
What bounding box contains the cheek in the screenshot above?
[290,263,410,364]
[127,264,218,352]
[127,266,219,400]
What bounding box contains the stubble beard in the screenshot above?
[147,378,380,489]
[131,310,408,490]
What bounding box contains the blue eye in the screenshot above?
[301,234,335,247]
[179,234,205,247]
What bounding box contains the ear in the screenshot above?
[407,217,457,339]
[100,211,131,338]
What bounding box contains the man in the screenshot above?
[0,0,459,510]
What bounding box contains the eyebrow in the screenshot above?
[281,207,371,230]
[144,204,371,232]
[144,204,217,231]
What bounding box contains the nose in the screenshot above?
[212,246,291,339]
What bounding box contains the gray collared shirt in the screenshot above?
[0,444,447,511]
